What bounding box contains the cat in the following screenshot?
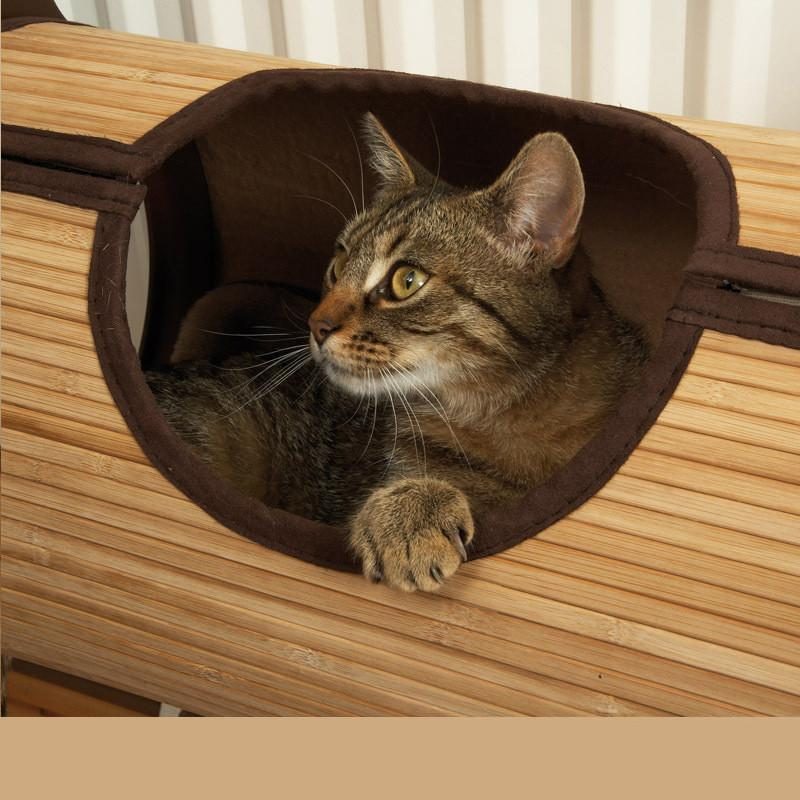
[147,113,648,592]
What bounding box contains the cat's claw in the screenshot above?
[445,527,469,562]
[350,477,475,592]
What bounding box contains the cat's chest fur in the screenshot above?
[383,299,646,504]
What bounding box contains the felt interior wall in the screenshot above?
[143,82,700,366]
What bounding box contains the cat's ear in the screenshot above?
[362,112,430,193]
[486,132,585,267]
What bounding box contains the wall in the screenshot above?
[56,0,800,129]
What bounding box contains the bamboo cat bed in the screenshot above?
[2,21,799,716]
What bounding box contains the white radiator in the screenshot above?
[56,0,799,130]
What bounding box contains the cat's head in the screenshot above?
[308,113,585,404]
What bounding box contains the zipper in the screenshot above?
[718,279,800,308]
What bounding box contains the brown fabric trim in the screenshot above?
[674,244,800,348]
[1,52,794,349]
[670,276,800,350]
[688,244,800,296]
[1,125,143,180]
[1,159,145,219]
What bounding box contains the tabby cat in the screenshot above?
[148,114,647,592]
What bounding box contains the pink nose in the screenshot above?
[309,314,339,346]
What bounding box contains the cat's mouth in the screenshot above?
[310,335,398,395]
[312,336,447,400]
[314,348,389,396]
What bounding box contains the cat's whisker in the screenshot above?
[426,113,442,204]
[494,339,529,384]
[214,359,292,419]
[222,347,310,405]
[244,353,311,410]
[335,381,368,430]
[253,354,312,402]
[382,370,413,461]
[219,343,310,372]
[296,364,323,403]
[358,372,380,462]
[379,367,400,480]
[291,193,348,224]
[384,368,426,478]
[248,333,309,341]
[392,363,472,471]
[300,152,359,218]
[199,328,307,340]
[359,378,372,428]
[223,358,306,405]
[395,374,428,478]
[257,348,311,386]
[280,299,315,335]
[345,118,366,213]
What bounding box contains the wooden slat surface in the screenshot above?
[1,24,799,716]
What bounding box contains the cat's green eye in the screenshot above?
[390,264,429,300]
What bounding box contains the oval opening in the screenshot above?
[108,70,734,568]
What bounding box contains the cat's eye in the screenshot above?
[390,264,429,300]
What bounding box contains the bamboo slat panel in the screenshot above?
[1,23,319,142]
[2,26,799,717]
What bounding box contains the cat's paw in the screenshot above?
[350,478,474,592]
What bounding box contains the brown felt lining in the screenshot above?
[2,27,798,569]
[139,142,216,367]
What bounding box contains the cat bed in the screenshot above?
[2,16,799,716]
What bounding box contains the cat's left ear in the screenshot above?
[362,112,433,194]
[486,132,585,268]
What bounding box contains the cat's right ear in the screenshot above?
[361,112,418,194]
[485,132,585,268]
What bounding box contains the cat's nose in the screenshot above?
[309,315,340,346]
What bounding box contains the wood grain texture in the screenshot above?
[1,23,799,716]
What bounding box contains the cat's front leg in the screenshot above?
[349,478,474,592]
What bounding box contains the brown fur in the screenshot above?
[148,114,647,591]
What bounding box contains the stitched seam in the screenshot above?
[3,124,137,154]
[695,245,800,269]
[670,306,800,335]
[2,178,141,217]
